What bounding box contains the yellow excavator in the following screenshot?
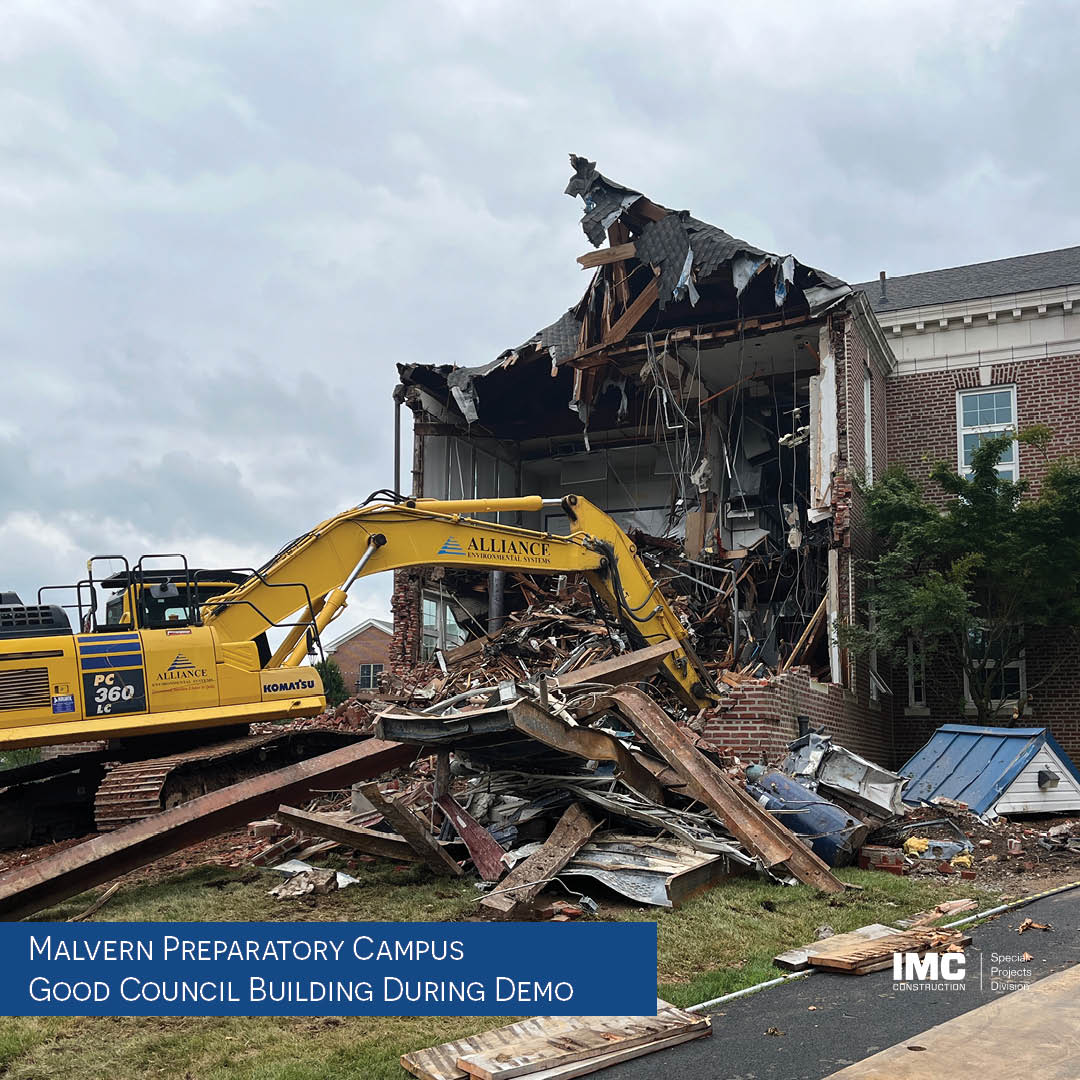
[0,495,715,844]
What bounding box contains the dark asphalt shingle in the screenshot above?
[855,245,1080,312]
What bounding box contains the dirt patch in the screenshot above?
[871,805,1080,892]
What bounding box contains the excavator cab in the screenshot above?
[101,570,249,631]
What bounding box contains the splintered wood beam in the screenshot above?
[576,242,637,268]
[359,782,464,877]
[275,805,427,863]
[780,595,828,673]
[608,222,632,312]
[603,685,845,893]
[479,803,599,917]
[435,794,506,882]
[603,277,660,346]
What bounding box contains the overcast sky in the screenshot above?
[3,0,1077,636]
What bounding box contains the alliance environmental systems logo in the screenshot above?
[436,535,552,564]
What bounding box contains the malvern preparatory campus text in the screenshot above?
[30,934,468,964]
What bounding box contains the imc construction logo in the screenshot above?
[892,950,966,991]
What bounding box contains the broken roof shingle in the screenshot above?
[567,156,849,315]
[855,245,1080,313]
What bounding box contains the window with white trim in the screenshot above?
[907,637,926,709]
[357,663,384,690]
[964,626,1025,708]
[957,387,1018,482]
[421,590,467,660]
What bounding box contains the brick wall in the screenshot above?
[390,569,423,672]
[885,354,1080,500]
[328,624,392,692]
[884,352,1080,765]
[704,666,897,767]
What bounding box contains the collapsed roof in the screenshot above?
[399,155,853,430]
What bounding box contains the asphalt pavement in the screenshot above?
[608,886,1080,1080]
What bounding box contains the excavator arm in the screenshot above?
[204,495,716,708]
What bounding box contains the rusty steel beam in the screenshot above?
[0,738,416,921]
[603,686,845,894]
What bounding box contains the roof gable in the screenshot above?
[324,618,392,653]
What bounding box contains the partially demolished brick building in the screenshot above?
[390,157,1080,767]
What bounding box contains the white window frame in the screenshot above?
[956,386,1018,482]
[421,588,468,660]
[867,607,879,703]
[907,637,926,709]
[357,663,384,690]
[862,364,874,482]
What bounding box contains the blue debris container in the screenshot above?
[747,770,869,867]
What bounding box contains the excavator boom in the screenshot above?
[204,495,714,708]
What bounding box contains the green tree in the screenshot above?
[843,429,1080,724]
[315,658,349,707]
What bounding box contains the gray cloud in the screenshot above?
[2,0,1078,633]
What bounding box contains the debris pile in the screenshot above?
[251,578,848,916]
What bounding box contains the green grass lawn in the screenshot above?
[0,861,996,1080]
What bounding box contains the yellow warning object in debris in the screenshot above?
[951,853,974,868]
[903,836,930,856]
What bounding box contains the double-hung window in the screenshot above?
[957,387,1018,481]
[357,663,383,690]
[907,637,926,709]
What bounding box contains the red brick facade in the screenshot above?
[885,355,1080,500]
[881,352,1080,762]
[327,622,392,692]
[704,666,897,766]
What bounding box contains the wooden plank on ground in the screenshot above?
[516,1027,708,1080]
[275,805,426,863]
[604,685,845,893]
[479,804,599,917]
[774,924,899,973]
[456,1011,708,1080]
[435,794,506,881]
[401,1002,688,1080]
[556,640,680,691]
[358,783,464,877]
[808,929,967,973]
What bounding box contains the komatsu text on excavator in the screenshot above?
[0,495,715,845]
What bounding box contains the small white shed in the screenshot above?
[901,725,1080,818]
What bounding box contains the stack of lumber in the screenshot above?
[402,1002,709,1080]
[806,927,969,976]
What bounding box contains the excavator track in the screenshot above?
[94,729,362,831]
